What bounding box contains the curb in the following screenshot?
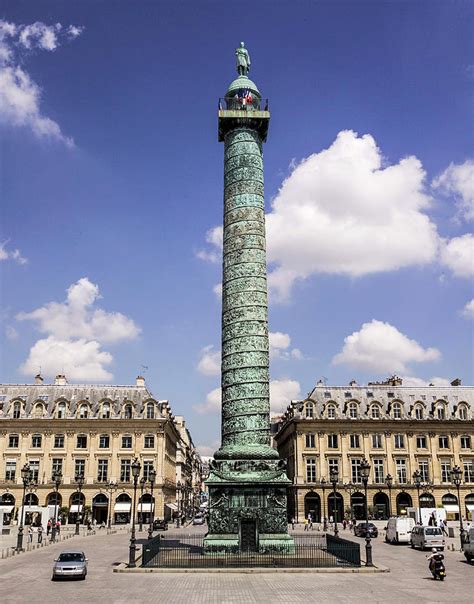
[113,562,390,574]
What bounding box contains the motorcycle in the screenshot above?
[429,553,446,581]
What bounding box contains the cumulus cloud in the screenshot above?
[439,234,474,278]
[433,160,474,222]
[197,345,220,376]
[197,441,220,457]
[193,387,221,415]
[198,130,439,301]
[0,241,28,265]
[400,375,451,387]
[461,299,474,319]
[196,227,223,263]
[0,19,83,146]
[269,378,301,414]
[269,331,304,360]
[333,319,441,375]
[16,277,140,381]
[213,283,222,298]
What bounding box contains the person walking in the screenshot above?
[343,519,347,530]
[56,519,61,536]
[304,518,309,531]
[28,525,33,543]
[291,517,296,530]
[439,518,448,537]
[37,524,43,544]
[47,519,51,536]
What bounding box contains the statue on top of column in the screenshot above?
[236,42,251,76]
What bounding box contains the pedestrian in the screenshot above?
[439,518,448,537]
[343,519,347,530]
[27,525,33,543]
[291,517,295,530]
[47,519,51,536]
[37,525,43,544]
[56,520,61,535]
[304,518,309,531]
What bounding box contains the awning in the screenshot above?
[0,505,14,513]
[165,503,178,511]
[444,505,459,512]
[466,505,474,511]
[114,503,131,512]
[138,503,154,512]
[69,505,83,513]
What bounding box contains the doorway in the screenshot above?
[240,520,257,552]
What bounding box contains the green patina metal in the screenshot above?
[204,44,294,554]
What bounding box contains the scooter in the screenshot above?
[429,553,446,581]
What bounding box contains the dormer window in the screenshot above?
[326,404,336,419]
[392,402,402,419]
[34,403,44,418]
[79,404,89,419]
[348,402,358,418]
[101,402,111,419]
[458,404,468,420]
[13,401,21,419]
[146,402,155,419]
[436,404,446,420]
[414,404,424,420]
[124,404,133,419]
[305,402,314,419]
[56,402,66,419]
[371,404,380,419]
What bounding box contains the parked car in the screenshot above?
[385,516,416,544]
[192,513,206,525]
[52,550,88,581]
[463,526,474,562]
[354,522,378,538]
[152,519,168,531]
[410,525,445,551]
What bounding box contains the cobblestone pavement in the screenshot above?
[1,526,472,603]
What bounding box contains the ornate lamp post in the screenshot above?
[147,468,156,540]
[50,469,62,543]
[139,477,146,531]
[129,457,141,568]
[105,481,118,529]
[74,473,85,536]
[385,474,393,518]
[16,463,32,552]
[343,482,357,523]
[320,478,328,531]
[412,470,422,525]
[451,465,464,550]
[360,458,373,567]
[329,467,339,537]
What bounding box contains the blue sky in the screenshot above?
[1,1,473,454]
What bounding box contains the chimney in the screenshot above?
[136,375,145,387]
[35,374,44,385]
[451,378,462,386]
[55,374,67,385]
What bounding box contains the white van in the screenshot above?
[385,516,415,544]
[410,525,445,551]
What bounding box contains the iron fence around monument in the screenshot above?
[141,533,360,569]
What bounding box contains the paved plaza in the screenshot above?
[0,525,472,603]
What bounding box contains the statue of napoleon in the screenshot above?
[236,42,251,76]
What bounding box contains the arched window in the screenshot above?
[13,401,21,419]
[458,404,468,420]
[436,404,446,420]
[348,402,358,419]
[101,402,111,419]
[305,402,314,419]
[56,402,66,419]
[414,404,424,420]
[78,404,89,419]
[392,402,402,419]
[146,402,155,419]
[33,403,44,418]
[370,405,380,419]
[124,404,133,419]
[326,404,336,419]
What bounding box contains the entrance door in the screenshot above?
[240,520,257,552]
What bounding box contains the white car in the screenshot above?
[52,550,88,580]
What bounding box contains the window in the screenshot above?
[101,402,111,419]
[29,460,39,483]
[99,434,110,448]
[306,458,317,482]
[305,433,315,448]
[464,461,474,483]
[328,434,338,449]
[79,404,88,418]
[75,459,85,477]
[351,458,362,483]
[324,391,331,398]
[8,434,19,448]
[392,402,402,419]
[122,435,132,449]
[146,402,155,419]
[458,405,468,420]
[460,435,471,449]
[305,402,314,419]
[345,392,352,398]
[438,435,449,449]
[143,460,154,481]
[54,434,65,448]
[373,459,384,483]
[371,405,380,419]
[52,458,63,475]
[348,402,358,418]
[394,434,405,449]
[120,459,131,482]
[76,434,87,449]
[328,458,339,476]
[372,433,382,449]
[56,402,66,418]
[144,435,155,449]
[388,392,395,398]
[396,459,407,483]
[5,459,16,481]
[33,403,44,418]
[414,405,424,420]
[326,404,336,419]
[97,459,108,482]
[418,460,429,482]
[350,434,360,449]
[31,434,42,448]
[436,405,446,420]
[124,404,133,419]
[416,435,427,449]
[440,461,451,483]
[13,402,21,418]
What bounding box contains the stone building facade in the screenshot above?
[0,374,199,525]
[274,377,474,523]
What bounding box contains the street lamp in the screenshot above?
[139,477,146,531]
[16,463,32,552]
[50,469,62,543]
[451,465,464,550]
[385,474,393,518]
[344,482,357,523]
[148,468,157,540]
[329,467,339,537]
[105,481,118,529]
[320,478,328,531]
[412,470,422,525]
[360,457,373,567]
[129,457,141,568]
[74,473,85,536]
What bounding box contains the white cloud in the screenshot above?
[193,387,221,415]
[19,336,113,382]
[269,331,303,360]
[333,319,441,374]
[439,234,474,278]
[198,130,439,301]
[270,378,301,414]
[196,227,223,263]
[197,345,220,376]
[0,19,82,146]
[213,283,222,298]
[433,160,474,222]
[17,277,140,381]
[197,441,220,457]
[461,299,474,319]
[0,241,28,265]
[400,375,451,387]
